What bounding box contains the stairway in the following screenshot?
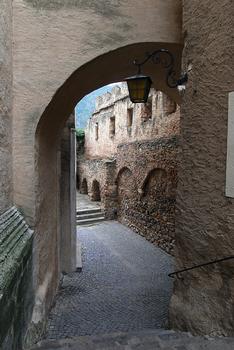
[31,329,234,349]
[76,207,105,225]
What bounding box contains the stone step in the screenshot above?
[77,212,104,220]
[77,216,106,225]
[76,208,102,215]
[30,329,234,349]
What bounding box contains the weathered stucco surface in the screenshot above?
[0,0,12,212]
[170,0,234,336]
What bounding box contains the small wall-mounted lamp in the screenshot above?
[125,49,188,103]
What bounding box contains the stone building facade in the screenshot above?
[77,84,180,253]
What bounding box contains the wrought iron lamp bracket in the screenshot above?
[133,49,187,88]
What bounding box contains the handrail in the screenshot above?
[168,255,234,278]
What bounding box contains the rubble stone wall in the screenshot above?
[116,137,178,254]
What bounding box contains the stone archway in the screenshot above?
[29,42,182,338]
[140,168,176,252]
[142,168,167,198]
[80,178,88,195]
[91,180,101,202]
[32,41,182,298]
[9,0,183,337]
[116,167,137,219]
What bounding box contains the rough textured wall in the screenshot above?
[78,137,178,254]
[116,138,178,254]
[170,0,234,336]
[85,84,179,159]
[0,0,12,212]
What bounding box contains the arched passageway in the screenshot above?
[116,167,137,217]
[9,0,183,340]
[142,168,168,199]
[33,42,182,291]
[140,168,176,252]
[4,0,233,343]
[91,180,101,202]
[30,43,182,338]
[80,178,88,195]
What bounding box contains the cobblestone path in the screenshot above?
[33,329,234,350]
[44,221,174,340]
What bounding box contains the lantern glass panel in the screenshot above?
[126,75,152,103]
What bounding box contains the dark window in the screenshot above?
[95,122,99,140]
[109,116,115,137]
[127,108,133,127]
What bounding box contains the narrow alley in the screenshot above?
[44,221,173,340]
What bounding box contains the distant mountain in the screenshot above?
[75,84,118,129]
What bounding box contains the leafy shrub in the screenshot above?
[76,128,85,146]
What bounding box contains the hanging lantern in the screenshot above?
[125,49,188,103]
[125,74,152,103]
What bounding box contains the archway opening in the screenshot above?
[116,167,137,219]
[33,42,182,341]
[91,180,101,202]
[80,178,88,195]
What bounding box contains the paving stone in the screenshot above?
[32,329,234,350]
[43,221,174,340]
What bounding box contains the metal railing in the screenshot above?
[168,255,234,278]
